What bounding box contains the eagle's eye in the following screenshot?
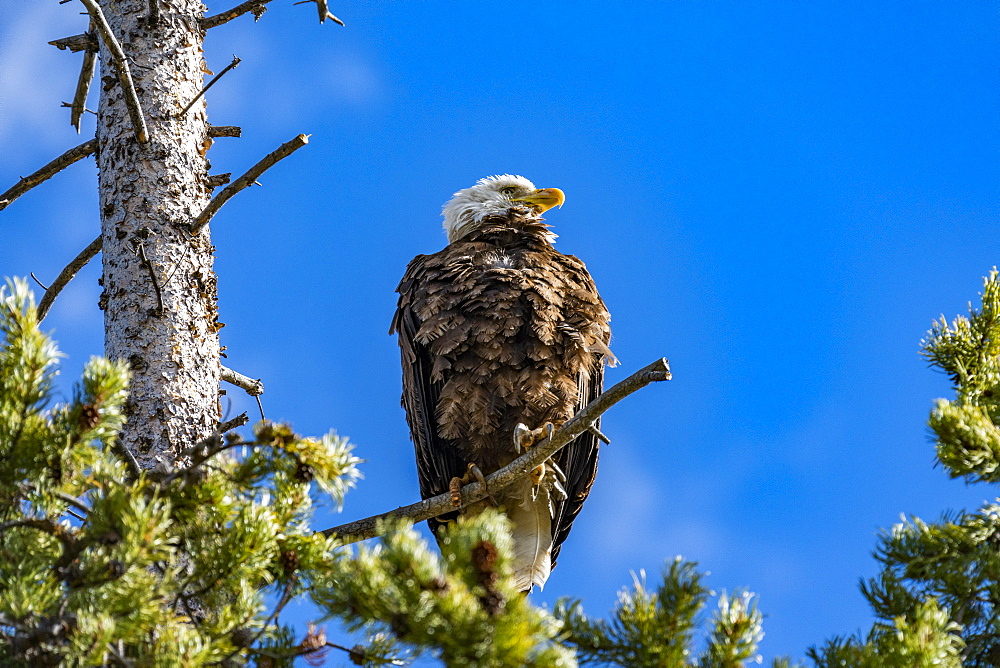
[500,186,517,196]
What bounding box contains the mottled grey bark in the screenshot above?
[95,0,220,466]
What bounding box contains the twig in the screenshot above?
[180,55,241,116]
[49,33,98,52]
[111,440,143,482]
[135,243,163,315]
[219,412,250,433]
[320,358,672,544]
[64,508,86,522]
[30,273,49,291]
[326,643,404,666]
[70,27,98,133]
[226,576,297,665]
[79,0,149,144]
[292,0,345,25]
[0,139,97,213]
[54,492,91,517]
[220,367,264,396]
[38,234,103,321]
[587,424,611,445]
[255,395,265,421]
[200,0,275,29]
[18,483,91,518]
[206,173,232,189]
[208,125,241,138]
[189,134,309,234]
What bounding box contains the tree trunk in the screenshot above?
[96,0,220,466]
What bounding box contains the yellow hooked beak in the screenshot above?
[511,187,565,213]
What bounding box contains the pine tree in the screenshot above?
[0,279,781,665]
[5,2,994,665]
[808,270,1000,667]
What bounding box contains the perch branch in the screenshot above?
[189,133,309,234]
[208,125,242,138]
[180,55,241,116]
[292,0,344,25]
[221,367,264,396]
[79,0,149,144]
[70,37,98,132]
[200,0,276,29]
[38,235,103,321]
[49,33,98,53]
[0,139,97,212]
[320,358,672,544]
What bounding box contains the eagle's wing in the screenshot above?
[390,254,466,534]
[547,251,612,567]
[549,362,603,567]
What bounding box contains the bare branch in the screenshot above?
[221,367,264,396]
[206,173,232,189]
[0,139,97,212]
[292,0,345,25]
[49,33,98,53]
[79,0,149,144]
[200,0,276,29]
[111,440,143,482]
[208,125,242,138]
[219,412,250,433]
[70,46,98,132]
[189,134,309,234]
[19,483,91,517]
[134,243,164,315]
[226,576,298,665]
[180,55,241,116]
[37,235,103,322]
[54,492,91,517]
[320,358,672,544]
[587,424,612,445]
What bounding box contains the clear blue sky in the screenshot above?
[1,1,997,663]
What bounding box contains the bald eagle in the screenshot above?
[390,175,614,592]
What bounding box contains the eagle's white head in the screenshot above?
[441,174,565,243]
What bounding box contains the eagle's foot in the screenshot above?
[513,422,554,452]
[448,476,463,507]
[449,462,497,508]
[514,422,561,499]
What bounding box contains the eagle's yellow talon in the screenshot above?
[451,462,497,508]
[531,463,545,486]
[449,476,463,507]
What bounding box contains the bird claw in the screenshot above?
[516,422,562,502]
[514,422,554,452]
[449,476,463,508]
[450,462,497,508]
[513,423,531,453]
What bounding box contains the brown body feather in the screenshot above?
[391,208,612,586]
